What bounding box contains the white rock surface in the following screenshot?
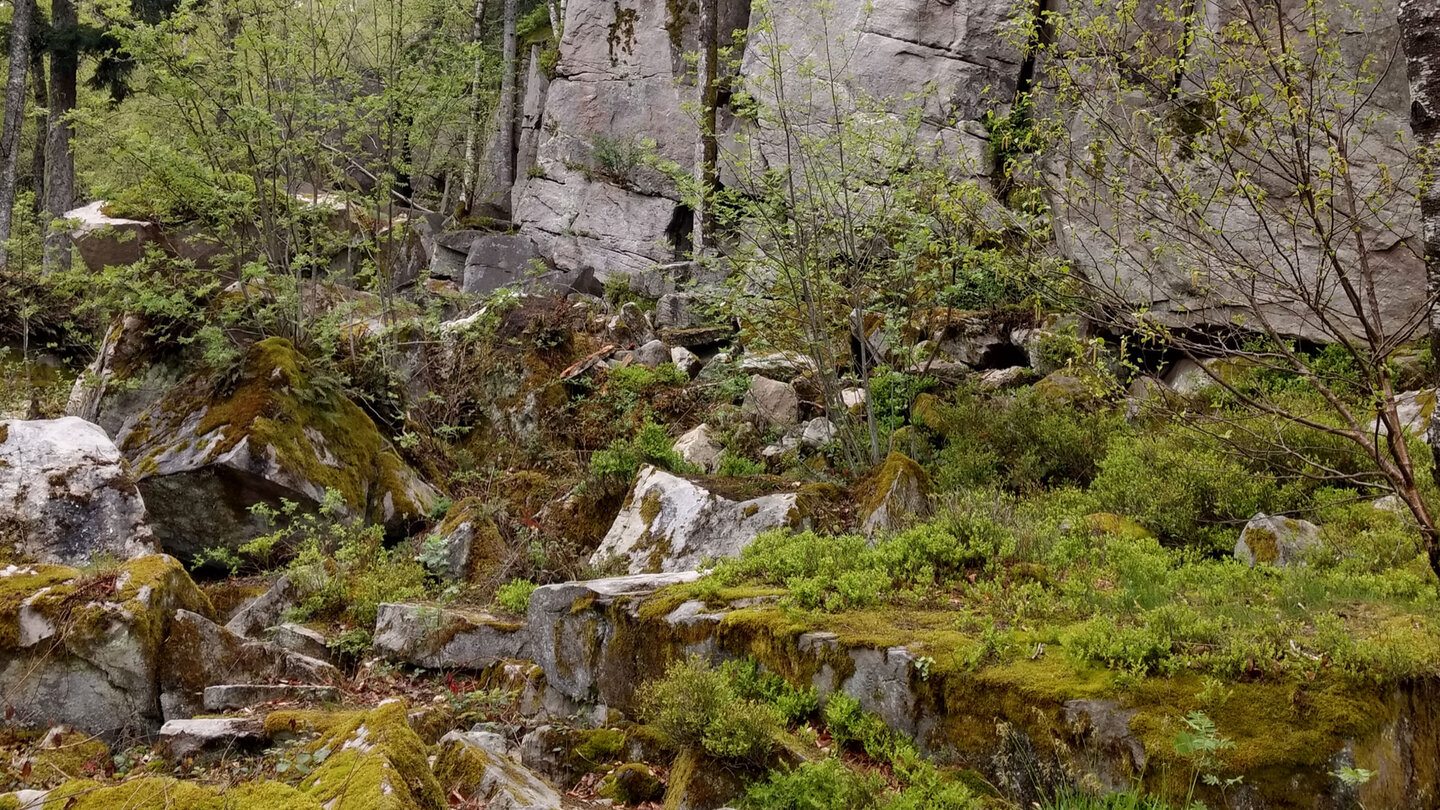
[0,417,158,565]
[590,466,799,574]
[1234,513,1322,568]
[672,424,721,473]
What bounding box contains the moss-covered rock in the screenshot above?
[117,338,439,562]
[417,497,506,583]
[856,452,931,536]
[0,554,212,739]
[433,729,564,808]
[42,778,325,809]
[296,700,446,810]
[600,762,664,804]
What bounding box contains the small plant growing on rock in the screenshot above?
[637,655,781,764]
[495,578,538,614]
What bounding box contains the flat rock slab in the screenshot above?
[157,717,265,761]
[202,684,341,712]
[373,603,529,669]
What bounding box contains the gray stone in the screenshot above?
[761,436,801,459]
[743,376,799,427]
[116,341,440,562]
[157,717,265,761]
[589,466,799,574]
[224,576,299,638]
[201,684,341,712]
[671,345,703,378]
[1370,389,1436,437]
[1164,358,1226,396]
[977,366,1037,391]
[654,292,705,329]
[160,609,341,720]
[608,302,656,347]
[438,730,565,809]
[0,417,158,566]
[373,602,531,669]
[462,232,600,297]
[65,201,159,272]
[269,623,332,663]
[740,351,817,378]
[672,424,721,473]
[634,339,671,368]
[801,417,838,449]
[428,230,485,280]
[1063,700,1146,792]
[1234,513,1322,568]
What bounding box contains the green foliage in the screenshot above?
[495,579,537,614]
[276,489,433,630]
[868,370,934,432]
[1088,433,1277,551]
[933,387,1128,494]
[743,758,883,810]
[588,133,645,184]
[589,419,697,483]
[824,693,909,763]
[714,507,1015,612]
[722,657,820,726]
[637,655,781,763]
[717,452,766,477]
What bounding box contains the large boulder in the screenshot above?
[116,338,439,561]
[0,555,212,739]
[672,424,721,473]
[64,201,160,272]
[1234,513,1322,568]
[743,376,799,428]
[590,465,801,574]
[0,417,158,565]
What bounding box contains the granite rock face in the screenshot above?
[0,417,158,566]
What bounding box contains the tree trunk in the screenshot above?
[42,0,78,274]
[459,0,490,213]
[29,45,46,210]
[692,0,718,254]
[495,0,518,196]
[0,0,35,266]
[1402,0,1440,517]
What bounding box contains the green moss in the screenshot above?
[1246,527,1279,564]
[263,708,365,741]
[31,732,110,780]
[1082,512,1152,540]
[574,727,627,766]
[299,701,445,810]
[140,338,430,528]
[44,778,226,810]
[910,393,945,432]
[224,782,325,809]
[856,452,930,525]
[600,762,664,804]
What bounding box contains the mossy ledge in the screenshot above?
[547,580,1440,809]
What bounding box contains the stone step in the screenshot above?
[202,684,341,712]
[157,716,265,761]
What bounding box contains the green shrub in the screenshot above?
[637,656,780,763]
[496,579,538,614]
[743,758,883,810]
[589,419,697,483]
[717,452,765,477]
[1087,432,1275,551]
[933,387,1127,494]
[722,658,820,725]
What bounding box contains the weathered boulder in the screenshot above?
[590,466,800,574]
[373,602,529,669]
[743,376,799,427]
[285,700,447,810]
[858,452,933,535]
[224,575,299,638]
[269,622,332,662]
[159,608,341,719]
[117,338,438,561]
[418,499,506,583]
[634,338,671,368]
[671,345,703,377]
[0,554,211,739]
[0,417,158,566]
[739,351,817,378]
[654,292,706,329]
[1370,388,1435,437]
[800,417,837,449]
[977,366,1038,392]
[462,232,601,297]
[434,730,565,810]
[1234,513,1322,568]
[64,201,159,272]
[202,684,341,712]
[672,424,721,473]
[607,302,657,347]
